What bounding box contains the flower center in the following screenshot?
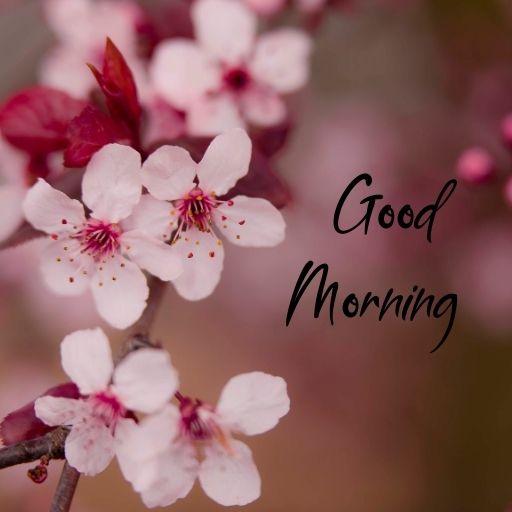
[89,391,126,429]
[75,219,121,262]
[179,398,214,440]
[175,187,217,233]
[178,396,233,453]
[223,67,251,93]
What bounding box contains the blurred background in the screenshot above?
[2,0,512,511]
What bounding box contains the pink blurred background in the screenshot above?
[2,1,512,511]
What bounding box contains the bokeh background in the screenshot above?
[2,1,512,511]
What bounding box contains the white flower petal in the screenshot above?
[141,145,196,201]
[187,93,244,137]
[116,407,195,502]
[123,195,174,242]
[82,144,142,223]
[214,195,285,247]
[199,440,261,506]
[216,372,290,435]
[0,185,26,243]
[150,40,221,110]
[197,129,252,196]
[40,239,91,296]
[241,88,287,126]
[113,349,178,414]
[91,256,149,329]
[61,328,113,395]
[138,442,199,508]
[34,396,86,427]
[249,29,312,93]
[116,406,180,467]
[192,0,256,65]
[65,418,115,476]
[23,179,86,235]
[121,230,183,282]
[172,229,224,301]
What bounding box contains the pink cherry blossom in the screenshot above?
[127,129,286,300]
[34,328,179,476]
[117,371,289,507]
[40,0,149,100]
[22,143,183,329]
[150,0,312,136]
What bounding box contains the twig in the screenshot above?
[49,462,80,512]
[120,277,168,356]
[0,427,68,469]
[0,223,42,251]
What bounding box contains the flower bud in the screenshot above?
[456,147,495,184]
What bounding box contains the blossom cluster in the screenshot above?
[32,328,290,507]
[0,0,318,507]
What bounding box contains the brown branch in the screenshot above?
[120,277,168,356]
[0,223,43,251]
[0,427,68,469]
[49,462,80,512]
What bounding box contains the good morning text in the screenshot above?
[285,173,458,352]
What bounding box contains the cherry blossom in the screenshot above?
[41,0,149,100]
[34,328,179,476]
[117,371,290,507]
[150,0,312,136]
[127,129,286,300]
[22,143,183,329]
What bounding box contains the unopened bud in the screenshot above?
[456,147,495,184]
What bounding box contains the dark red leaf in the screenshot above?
[250,120,292,158]
[64,105,132,168]
[89,38,141,138]
[0,87,87,156]
[0,383,79,446]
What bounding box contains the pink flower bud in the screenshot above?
[455,147,495,184]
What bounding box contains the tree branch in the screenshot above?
[0,427,67,470]
[49,462,80,512]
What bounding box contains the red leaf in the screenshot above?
[64,105,132,168]
[89,38,141,138]
[0,87,87,156]
[251,120,292,158]
[0,383,79,446]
